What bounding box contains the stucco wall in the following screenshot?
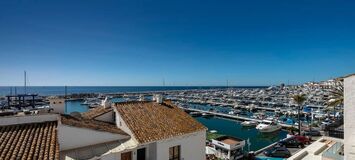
[0,114,58,126]
[58,124,129,151]
[100,144,151,160]
[49,99,65,114]
[114,108,137,139]
[344,75,355,160]
[148,142,157,160]
[156,130,206,160]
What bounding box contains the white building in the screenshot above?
[344,74,355,159]
[49,98,66,114]
[211,136,245,160]
[0,99,207,160]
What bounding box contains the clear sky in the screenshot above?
[0,0,354,86]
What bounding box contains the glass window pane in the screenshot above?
[169,147,174,159]
[174,146,180,158]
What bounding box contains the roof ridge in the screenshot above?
[60,114,129,136]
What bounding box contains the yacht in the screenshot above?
[256,120,282,133]
[241,120,258,127]
[202,112,213,118]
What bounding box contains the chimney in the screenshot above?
[154,94,163,104]
[102,97,111,108]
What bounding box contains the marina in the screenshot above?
[0,78,346,160]
[196,116,288,151]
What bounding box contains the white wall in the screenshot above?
[49,98,66,114]
[100,144,150,160]
[156,130,206,160]
[58,124,129,151]
[148,142,157,160]
[344,75,355,160]
[0,114,58,126]
[114,109,137,139]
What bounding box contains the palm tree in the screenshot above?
[293,94,307,135]
[327,80,344,119]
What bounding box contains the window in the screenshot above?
[137,148,146,160]
[169,145,180,160]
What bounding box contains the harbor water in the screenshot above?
[195,116,288,151]
[65,100,88,114]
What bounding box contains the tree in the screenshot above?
[293,94,307,135]
[327,80,344,119]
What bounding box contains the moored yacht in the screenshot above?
[241,120,258,127]
[256,120,282,133]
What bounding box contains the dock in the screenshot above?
[175,99,278,111]
[181,107,294,128]
[254,136,294,155]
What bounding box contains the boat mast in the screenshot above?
[65,85,68,99]
[24,71,27,94]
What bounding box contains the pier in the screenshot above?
[176,99,279,111]
[254,136,294,155]
[181,107,294,128]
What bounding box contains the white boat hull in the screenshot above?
[256,123,282,133]
[258,125,282,133]
[241,121,258,127]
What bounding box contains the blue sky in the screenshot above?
[0,0,354,86]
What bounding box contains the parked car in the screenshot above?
[293,135,311,144]
[277,138,304,148]
[264,146,291,158]
[304,129,321,136]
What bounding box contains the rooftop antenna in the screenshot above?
[163,78,165,86]
[24,71,27,94]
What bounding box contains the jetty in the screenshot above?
[181,107,294,129]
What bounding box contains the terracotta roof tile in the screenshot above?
[60,114,128,136]
[0,121,59,160]
[114,101,207,143]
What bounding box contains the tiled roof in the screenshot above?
[114,101,207,143]
[0,121,59,160]
[81,106,113,119]
[60,114,128,136]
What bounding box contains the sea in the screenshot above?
[0,86,267,96]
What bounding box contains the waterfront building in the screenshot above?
[211,136,245,160]
[0,99,207,160]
